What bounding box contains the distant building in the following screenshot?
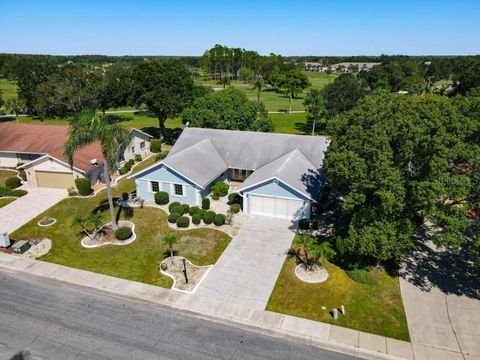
[306,62,381,73]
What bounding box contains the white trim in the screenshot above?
[18,154,86,175]
[245,192,305,201]
[0,150,47,155]
[171,183,187,198]
[238,176,315,202]
[130,128,153,139]
[149,180,160,193]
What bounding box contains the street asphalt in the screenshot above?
[0,269,359,360]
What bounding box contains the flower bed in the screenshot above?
[38,217,56,227]
[81,220,136,248]
[295,263,329,283]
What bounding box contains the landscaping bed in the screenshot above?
[81,220,136,248]
[159,256,211,293]
[266,254,410,341]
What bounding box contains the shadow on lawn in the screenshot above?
[401,235,480,299]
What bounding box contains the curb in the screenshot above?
[0,253,414,360]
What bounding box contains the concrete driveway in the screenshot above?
[195,216,295,310]
[400,239,480,360]
[0,187,67,234]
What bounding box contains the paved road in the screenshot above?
[0,269,357,360]
[400,239,480,360]
[0,187,67,234]
[195,217,294,310]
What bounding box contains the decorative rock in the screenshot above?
[341,305,345,315]
[294,264,329,283]
[333,308,338,320]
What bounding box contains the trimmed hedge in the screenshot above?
[203,210,216,224]
[115,226,133,240]
[5,177,21,189]
[346,269,377,285]
[181,204,190,214]
[202,197,210,210]
[150,139,161,153]
[134,153,142,162]
[168,202,181,212]
[192,214,202,225]
[176,216,190,228]
[230,203,241,213]
[154,191,169,205]
[119,159,135,175]
[0,186,27,197]
[168,212,181,223]
[74,178,92,196]
[170,205,185,215]
[210,181,229,198]
[189,206,201,216]
[155,151,169,161]
[214,214,226,226]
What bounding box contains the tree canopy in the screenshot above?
[181,87,274,132]
[322,74,366,117]
[324,92,480,266]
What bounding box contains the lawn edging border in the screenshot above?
[81,220,137,248]
[159,256,213,294]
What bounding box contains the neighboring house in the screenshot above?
[119,128,152,165]
[0,123,151,189]
[130,128,330,220]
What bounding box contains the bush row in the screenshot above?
[118,159,135,175]
[0,186,28,197]
[75,178,92,196]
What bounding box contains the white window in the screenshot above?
[140,141,146,149]
[131,146,135,154]
[150,181,159,192]
[174,184,183,196]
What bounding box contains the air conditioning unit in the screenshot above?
[90,159,98,165]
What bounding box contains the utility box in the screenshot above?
[0,232,10,247]
[12,240,30,254]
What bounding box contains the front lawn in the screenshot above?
[9,157,231,288]
[0,169,18,185]
[266,237,410,341]
[0,198,15,208]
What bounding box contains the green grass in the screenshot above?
[0,170,18,185]
[0,79,18,99]
[266,236,410,341]
[0,198,15,208]
[9,157,231,288]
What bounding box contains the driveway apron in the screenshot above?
[195,216,295,310]
[0,188,67,234]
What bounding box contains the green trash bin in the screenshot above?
[12,240,31,254]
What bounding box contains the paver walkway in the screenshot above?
[400,239,480,360]
[195,216,295,310]
[0,187,67,234]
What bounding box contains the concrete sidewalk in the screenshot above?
[0,253,414,360]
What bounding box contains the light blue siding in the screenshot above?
[245,180,309,201]
[135,163,200,205]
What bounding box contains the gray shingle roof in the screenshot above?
[169,128,330,169]
[236,149,325,201]
[162,138,227,187]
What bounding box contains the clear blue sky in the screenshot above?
[1,0,479,56]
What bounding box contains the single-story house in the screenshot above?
[130,128,330,220]
[0,123,152,189]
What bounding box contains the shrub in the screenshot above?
[346,269,377,285]
[67,187,78,196]
[210,181,229,198]
[115,226,133,241]
[192,214,202,225]
[230,203,241,213]
[0,186,27,197]
[155,151,169,161]
[16,162,24,168]
[298,219,310,230]
[119,159,135,174]
[168,202,180,212]
[134,153,142,162]
[150,139,161,153]
[203,210,216,224]
[202,197,210,210]
[154,191,169,205]
[168,212,181,223]
[228,192,236,203]
[171,205,185,215]
[18,170,27,181]
[310,219,319,230]
[5,177,21,189]
[211,194,219,200]
[176,216,190,228]
[122,192,129,201]
[181,204,190,214]
[74,178,92,196]
[214,214,226,226]
[189,206,200,216]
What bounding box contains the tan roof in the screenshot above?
[0,123,104,171]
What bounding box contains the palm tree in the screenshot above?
[309,241,336,270]
[163,234,178,263]
[71,215,93,239]
[296,234,314,266]
[304,89,326,135]
[88,212,103,237]
[65,111,131,230]
[5,97,25,124]
[253,77,264,102]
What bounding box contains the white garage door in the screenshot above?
[249,195,304,220]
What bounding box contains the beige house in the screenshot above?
[0,123,151,189]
